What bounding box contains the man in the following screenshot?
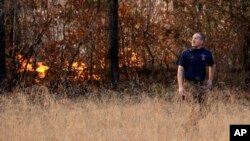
[177,32,216,104]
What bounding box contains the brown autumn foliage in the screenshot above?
[1,0,250,91]
[0,1,249,140]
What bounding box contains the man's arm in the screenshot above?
[207,64,216,88]
[177,65,185,96]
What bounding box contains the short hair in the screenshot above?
[195,32,205,41]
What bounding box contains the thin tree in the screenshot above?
[108,0,119,85]
[241,0,250,85]
[0,0,6,87]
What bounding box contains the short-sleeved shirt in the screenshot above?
[177,47,214,83]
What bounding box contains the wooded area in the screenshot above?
[0,0,249,91]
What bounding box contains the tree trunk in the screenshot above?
[241,0,250,86]
[0,0,6,87]
[243,33,250,73]
[242,24,250,87]
[192,0,201,31]
[10,0,19,88]
[120,23,129,81]
[108,0,119,85]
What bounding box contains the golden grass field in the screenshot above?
[0,85,249,141]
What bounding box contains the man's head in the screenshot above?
[191,32,205,48]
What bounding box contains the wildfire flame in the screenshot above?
[18,54,49,79]
[71,62,101,80]
[122,48,144,67]
[71,62,87,79]
[36,62,49,78]
[17,51,144,82]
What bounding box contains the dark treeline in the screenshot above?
[0,0,249,91]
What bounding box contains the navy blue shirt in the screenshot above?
[177,48,214,83]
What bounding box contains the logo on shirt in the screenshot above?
[201,54,206,61]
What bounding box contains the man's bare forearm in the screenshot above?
[177,66,184,88]
[208,64,216,81]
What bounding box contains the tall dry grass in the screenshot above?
[0,85,249,141]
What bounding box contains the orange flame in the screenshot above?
[18,54,101,81]
[122,48,144,67]
[71,62,101,80]
[36,62,49,78]
[71,62,87,79]
[72,62,87,71]
[18,54,49,79]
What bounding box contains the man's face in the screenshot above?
[191,33,203,48]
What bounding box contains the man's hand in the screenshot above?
[206,80,213,89]
[178,87,185,96]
